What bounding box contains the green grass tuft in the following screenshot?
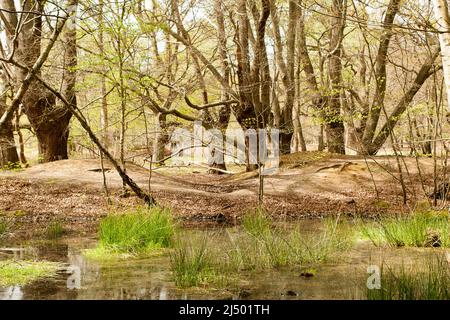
[95,206,175,254]
[169,212,355,289]
[0,220,8,237]
[360,211,449,248]
[170,236,211,288]
[366,255,449,300]
[45,221,65,239]
[83,246,136,261]
[170,234,238,288]
[242,207,272,238]
[228,213,355,271]
[0,260,63,287]
[0,217,13,239]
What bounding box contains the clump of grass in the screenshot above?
[83,246,135,261]
[168,210,355,289]
[360,211,449,248]
[287,218,355,265]
[0,260,63,287]
[45,220,65,239]
[170,234,238,288]
[0,161,22,172]
[170,236,211,288]
[0,220,8,237]
[0,217,13,239]
[366,255,449,300]
[91,206,175,256]
[242,207,271,238]
[227,213,355,271]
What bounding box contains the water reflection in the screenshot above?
[0,229,445,300]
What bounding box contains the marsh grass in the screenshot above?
[82,246,136,261]
[45,221,65,239]
[227,211,355,271]
[170,232,239,289]
[360,211,449,247]
[170,235,211,287]
[0,260,63,287]
[170,210,356,288]
[0,220,8,238]
[0,215,14,239]
[85,206,175,258]
[242,207,272,238]
[366,255,449,300]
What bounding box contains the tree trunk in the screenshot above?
[369,48,440,154]
[318,124,325,151]
[0,114,19,166]
[99,0,109,146]
[297,1,327,152]
[42,0,77,163]
[207,0,232,174]
[154,112,169,163]
[433,0,450,110]
[361,0,401,151]
[36,122,70,162]
[4,0,73,163]
[15,108,26,164]
[271,0,297,154]
[0,72,19,166]
[326,0,346,154]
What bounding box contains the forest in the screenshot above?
[0,0,449,302]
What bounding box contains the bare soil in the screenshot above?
[0,152,442,237]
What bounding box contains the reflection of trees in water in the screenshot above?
[21,279,79,300]
[75,263,171,299]
[35,242,69,261]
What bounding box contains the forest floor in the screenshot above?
[0,152,442,237]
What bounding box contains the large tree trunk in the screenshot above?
[271,0,297,154]
[206,0,232,174]
[297,1,328,151]
[326,0,346,154]
[35,120,70,162]
[35,0,77,163]
[0,73,19,166]
[0,107,19,166]
[3,0,73,163]
[433,0,450,110]
[361,0,401,152]
[153,112,169,163]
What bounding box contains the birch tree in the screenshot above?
[433,0,450,111]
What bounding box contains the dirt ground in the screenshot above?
[0,152,444,237]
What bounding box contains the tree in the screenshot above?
[345,0,440,155]
[326,0,346,154]
[0,0,74,162]
[0,68,19,166]
[271,0,304,154]
[433,0,450,111]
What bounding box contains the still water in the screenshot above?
[0,224,443,300]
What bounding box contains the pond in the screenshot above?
[0,221,446,300]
